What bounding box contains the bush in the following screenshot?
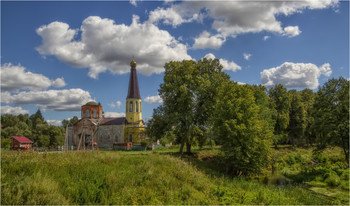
[325,173,341,187]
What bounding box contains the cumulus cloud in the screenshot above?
[1,105,29,115]
[148,1,337,38]
[283,26,302,37]
[144,95,163,104]
[204,53,241,72]
[192,31,226,49]
[108,100,122,108]
[243,53,252,60]
[260,62,332,89]
[47,120,63,126]
[1,63,66,92]
[1,89,92,112]
[104,112,126,118]
[36,16,191,78]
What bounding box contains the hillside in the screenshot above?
[1,148,347,205]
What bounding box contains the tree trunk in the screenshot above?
[186,142,192,155]
[179,141,185,154]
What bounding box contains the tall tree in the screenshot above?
[213,81,272,175]
[312,77,349,161]
[268,84,290,147]
[288,90,306,146]
[158,58,229,154]
[299,89,316,146]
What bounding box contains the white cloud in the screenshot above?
[36,16,191,78]
[192,31,226,49]
[108,100,122,108]
[144,95,163,104]
[104,112,125,118]
[147,7,188,27]
[283,26,302,37]
[204,53,241,72]
[237,81,246,85]
[130,0,137,7]
[1,105,29,115]
[1,63,66,92]
[263,35,271,41]
[260,62,332,89]
[1,89,92,112]
[148,1,337,38]
[243,53,252,60]
[47,120,62,126]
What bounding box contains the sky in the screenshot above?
[1,0,349,126]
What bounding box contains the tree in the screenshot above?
[299,89,316,146]
[312,77,349,161]
[288,90,306,146]
[146,106,170,142]
[158,58,229,154]
[30,109,45,129]
[62,116,79,128]
[213,81,272,175]
[268,84,290,147]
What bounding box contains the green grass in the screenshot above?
[1,149,346,205]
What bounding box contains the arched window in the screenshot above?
[93,109,97,118]
[139,101,142,112]
[136,101,139,112]
[85,110,90,118]
[129,101,133,112]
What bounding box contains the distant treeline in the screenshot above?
[1,110,79,148]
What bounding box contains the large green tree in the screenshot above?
[299,89,316,146]
[213,81,273,175]
[157,58,229,154]
[288,90,306,146]
[268,84,290,147]
[312,77,349,161]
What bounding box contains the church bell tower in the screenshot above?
[126,60,142,123]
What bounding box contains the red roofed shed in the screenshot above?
[11,136,33,150]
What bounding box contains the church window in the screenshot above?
[140,102,142,112]
[129,101,133,112]
[86,110,90,118]
[93,109,97,118]
[136,101,139,112]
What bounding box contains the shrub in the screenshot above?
[325,173,341,187]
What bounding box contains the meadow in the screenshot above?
[1,147,348,205]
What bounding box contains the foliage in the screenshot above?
[1,150,340,205]
[268,84,290,147]
[1,110,65,147]
[213,81,273,175]
[62,116,79,128]
[311,77,349,161]
[288,90,306,146]
[156,58,229,154]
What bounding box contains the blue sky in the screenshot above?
[1,0,349,126]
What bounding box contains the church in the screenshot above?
[66,60,146,150]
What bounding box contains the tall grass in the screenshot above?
[1,150,340,205]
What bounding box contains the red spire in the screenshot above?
[127,60,141,99]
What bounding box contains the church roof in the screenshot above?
[127,61,141,99]
[85,101,99,106]
[100,117,126,125]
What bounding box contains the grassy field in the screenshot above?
[1,147,348,205]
